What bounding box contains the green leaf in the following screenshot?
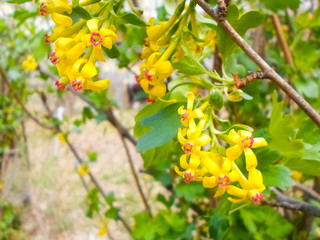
[256,148,294,189]
[102,44,120,59]
[4,0,31,4]
[73,6,92,20]
[13,8,38,26]
[262,0,300,12]
[105,206,119,219]
[268,91,303,157]
[292,41,319,72]
[86,188,99,218]
[132,212,157,239]
[173,52,208,75]
[112,11,147,26]
[86,151,97,162]
[175,182,205,202]
[136,103,183,153]
[141,140,178,168]
[217,4,264,60]
[82,107,95,123]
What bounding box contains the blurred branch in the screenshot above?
[235,71,266,89]
[264,187,320,217]
[0,66,55,130]
[294,181,320,202]
[271,14,295,68]
[37,65,137,146]
[39,91,133,235]
[193,0,320,128]
[106,108,152,216]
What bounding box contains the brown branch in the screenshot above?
[105,108,152,216]
[39,91,133,235]
[0,67,55,130]
[193,0,320,128]
[264,187,320,217]
[235,71,266,89]
[294,181,320,202]
[217,0,227,21]
[271,14,295,68]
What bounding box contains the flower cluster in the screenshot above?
[175,92,268,204]
[22,55,38,70]
[41,0,117,91]
[136,2,216,103]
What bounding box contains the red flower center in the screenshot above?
[144,71,153,81]
[146,97,155,104]
[135,75,140,84]
[183,143,193,154]
[71,79,83,91]
[45,34,50,45]
[252,193,264,204]
[55,80,66,91]
[49,52,59,64]
[217,176,230,187]
[183,172,194,184]
[40,3,47,16]
[242,136,254,148]
[90,32,102,46]
[181,113,189,121]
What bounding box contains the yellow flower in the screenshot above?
[67,59,110,91]
[226,129,267,171]
[140,80,166,103]
[139,52,174,83]
[77,163,89,176]
[174,154,207,183]
[40,0,72,16]
[178,118,211,155]
[291,171,302,181]
[202,153,233,197]
[82,19,118,62]
[51,37,86,77]
[52,12,73,27]
[178,92,207,127]
[98,222,108,236]
[227,168,265,204]
[22,55,38,70]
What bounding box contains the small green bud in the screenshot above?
[228,89,243,102]
[209,89,224,110]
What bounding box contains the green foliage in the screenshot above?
[0,200,22,240]
[217,4,264,60]
[136,103,183,153]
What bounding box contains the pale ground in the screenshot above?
[1,89,167,240]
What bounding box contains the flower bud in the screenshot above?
[227,89,243,102]
[209,89,224,110]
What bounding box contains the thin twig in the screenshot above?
[0,67,55,130]
[106,108,152,215]
[235,71,266,89]
[193,0,320,128]
[294,181,320,202]
[39,91,133,234]
[37,66,138,146]
[266,187,320,217]
[271,14,295,68]
[21,120,30,168]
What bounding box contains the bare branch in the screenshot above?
[265,187,320,218]
[106,108,152,216]
[0,67,55,130]
[294,181,320,202]
[235,71,266,89]
[193,0,320,128]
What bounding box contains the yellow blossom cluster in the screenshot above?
[22,55,38,70]
[175,92,268,204]
[40,0,117,91]
[136,2,216,103]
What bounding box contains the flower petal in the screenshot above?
[84,79,110,91]
[81,61,97,79]
[203,176,217,188]
[252,138,268,148]
[226,145,242,161]
[179,154,189,170]
[93,45,106,62]
[189,154,200,169]
[87,19,99,32]
[226,129,241,145]
[244,148,257,171]
[214,186,227,197]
